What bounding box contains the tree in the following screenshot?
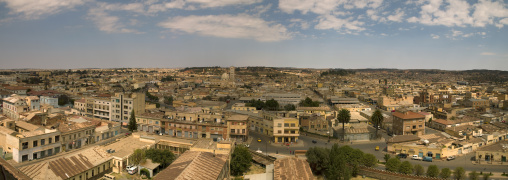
[327,144,351,180]
[58,94,72,106]
[469,171,479,180]
[164,96,174,105]
[398,161,413,174]
[385,157,401,172]
[140,168,150,178]
[482,173,491,180]
[414,164,424,176]
[231,146,252,176]
[426,165,440,177]
[265,99,279,111]
[440,168,452,179]
[306,147,330,175]
[362,153,377,167]
[384,154,391,162]
[128,110,137,132]
[454,167,465,180]
[337,109,351,141]
[371,109,384,139]
[146,149,175,168]
[284,104,296,111]
[131,149,146,165]
[299,97,320,107]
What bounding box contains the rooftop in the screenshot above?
[153,151,228,180]
[102,136,153,158]
[392,111,425,120]
[273,157,315,180]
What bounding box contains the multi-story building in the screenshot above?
[136,112,164,134]
[58,116,97,152]
[0,119,61,163]
[392,110,425,136]
[111,93,145,123]
[74,98,86,112]
[92,98,112,120]
[226,115,249,142]
[273,118,299,143]
[162,119,228,141]
[299,113,331,135]
[40,96,58,108]
[2,94,39,120]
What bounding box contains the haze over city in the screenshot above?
[1,0,508,70]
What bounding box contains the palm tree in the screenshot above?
[337,109,351,141]
[371,109,384,139]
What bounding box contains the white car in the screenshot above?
[126,166,137,175]
[411,155,423,160]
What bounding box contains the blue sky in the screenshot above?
[0,0,507,70]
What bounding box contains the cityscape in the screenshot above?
[1,0,508,180]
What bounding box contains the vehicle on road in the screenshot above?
[257,138,261,142]
[423,156,433,162]
[375,146,379,151]
[397,153,408,159]
[447,156,455,161]
[244,144,250,148]
[312,140,317,144]
[411,155,423,160]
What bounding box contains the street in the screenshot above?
[248,130,508,173]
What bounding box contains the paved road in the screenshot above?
[248,131,508,173]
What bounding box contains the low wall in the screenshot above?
[359,166,444,180]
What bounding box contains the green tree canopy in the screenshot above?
[469,171,479,180]
[337,109,351,141]
[361,153,377,167]
[306,147,330,175]
[414,164,424,176]
[398,161,413,174]
[385,157,401,172]
[131,149,146,165]
[384,154,391,162]
[454,167,465,180]
[231,146,252,176]
[284,104,296,111]
[371,109,384,139]
[146,149,175,168]
[327,144,351,180]
[265,99,279,111]
[128,110,137,132]
[299,97,320,107]
[426,165,440,177]
[440,168,452,179]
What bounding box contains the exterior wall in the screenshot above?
[40,96,59,107]
[70,160,114,180]
[111,93,145,123]
[227,120,248,142]
[94,126,120,143]
[136,116,161,134]
[10,131,62,163]
[93,99,112,120]
[163,120,228,141]
[393,117,425,136]
[273,118,299,143]
[61,127,95,152]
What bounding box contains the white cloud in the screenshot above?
[0,0,89,19]
[431,34,440,39]
[186,0,262,8]
[387,8,405,22]
[408,0,508,28]
[315,14,365,34]
[158,14,292,42]
[278,0,383,15]
[289,19,310,30]
[87,8,141,34]
[481,52,496,56]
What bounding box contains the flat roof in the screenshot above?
[102,136,153,158]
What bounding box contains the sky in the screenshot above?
[0,0,507,70]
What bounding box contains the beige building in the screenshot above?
[273,118,299,143]
[136,112,164,134]
[111,93,146,123]
[475,143,508,164]
[59,116,97,152]
[0,119,61,163]
[392,110,425,136]
[227,115,249,142]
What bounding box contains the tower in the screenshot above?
[229,66,235,82]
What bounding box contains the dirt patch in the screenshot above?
[244,163,266,175]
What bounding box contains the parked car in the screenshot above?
[257,138,261,142]
[126,166,137,175]
[397,153,408,159]
[375,146,379,151]
[447,156,455,161]
[243,144,250,148]
[423,156,433,162]
[411,155,423,160]
[312,140,317,144]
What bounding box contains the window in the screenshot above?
[291,130,295,134]
[41,139,45,145]
[242,129,245,133]
[291,123,295,127]
[284,123,289,127]
[419,125,423,128]
[49,138,52,143]
[413,125,416,129]
[278,130,282,134]
[22,155,28,162]
[311,125,314,128]
[33,140,38,147]
[278,123,282,127]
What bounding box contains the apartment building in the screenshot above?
[40,96,58,108]
[111,92,145,123]
[136,112,164,134]
[2,94,40,120]
[261,93,302,106]
[226,115,249,142]
[58,116,97,152]
[392,110,426,136]
[231,103,256,111]
[273,118,299,143]
[0,120,61,163]
[163,120,229,141]
[299,113,331,135]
